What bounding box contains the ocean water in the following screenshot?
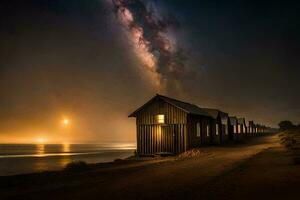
[0,143,135,176]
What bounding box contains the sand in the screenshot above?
[1,132,299,200]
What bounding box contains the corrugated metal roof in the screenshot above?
[129,94,211,117]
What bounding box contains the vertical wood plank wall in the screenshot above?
[136,99,187,155]
[137,125,187,155]
[187,115,211,148]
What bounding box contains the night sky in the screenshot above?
[0,0,299,143]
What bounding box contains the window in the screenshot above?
[238,125,241,134]
[225,125,228,135]
[216,124,219,135]
[157,115,165,124]
[233,125,236,133]
[197,122,201,137]
[206,124,210,137]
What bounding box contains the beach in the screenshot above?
[1,132,300,200]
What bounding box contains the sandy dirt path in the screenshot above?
[199,134,300,200]
[1,134,283,200]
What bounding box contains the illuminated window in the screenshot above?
[238,125,241,134]
[157,115,165,124]
[233,125,236,133]
[216,124,219,135]
[206,124,210,137]
[197,122,201,137]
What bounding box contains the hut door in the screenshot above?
[161,126,175,153]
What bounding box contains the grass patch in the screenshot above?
[64,161,89,172]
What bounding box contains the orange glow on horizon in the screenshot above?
[36,138,46,144]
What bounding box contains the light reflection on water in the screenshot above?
[34,144,72,157]
[36,144,45,156]
[0,143,135,176]
[63,143,70,153]
[60,143,72,167]
[0,143,135,158]
[34,144,72,170]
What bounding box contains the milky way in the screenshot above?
[112,0,188,93]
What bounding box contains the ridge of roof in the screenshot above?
[129,94,211,117]
[156,94,211,117]
[202,108,229,119]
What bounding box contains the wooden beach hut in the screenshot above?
[248,121,255,136]
[203,109,229,144]
[237,118,247,139]
[129,94,213,156]
[254,124,258,135]
[229,116,238,140]
[256,124,263,136]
